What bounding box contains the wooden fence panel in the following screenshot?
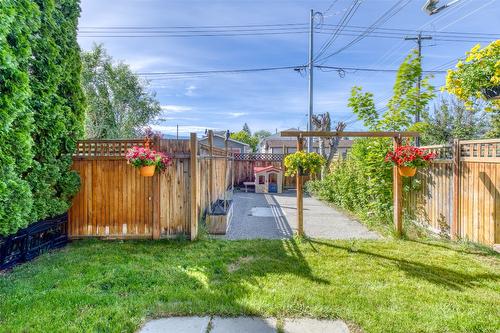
[406,140,500,246]
[69,158,154,238]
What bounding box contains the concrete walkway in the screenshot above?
[226,190,379,240]
[139,316,350,333]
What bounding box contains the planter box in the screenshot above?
[206,200,233,235]
[0,213,68,270]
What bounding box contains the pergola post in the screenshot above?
[393,136,403,237]
[296,136,305,236]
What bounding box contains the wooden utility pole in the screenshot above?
[405,32,432,147]
[296,136,305,236]
[393,136,403,236]
[190,133,198,240]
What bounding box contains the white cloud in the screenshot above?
[185,85,197,96]
[150,124,213,134]
[160,105,192,113]
[228,112,248,118]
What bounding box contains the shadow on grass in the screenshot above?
[308,239,499,291]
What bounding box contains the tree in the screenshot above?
[81,44,161,139]
[0,0,38,235]
[444,41,500,137]
[253,130,272,140]
[348,49,435,132]
[421,97,490,144]
[230,130,259,152]
[26,0,86,223]
[311,113,346,178]
[242,123,252,136]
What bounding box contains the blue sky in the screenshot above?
[77,0,500,135]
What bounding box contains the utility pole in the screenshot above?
[307,9,314,152]
[405,32,432,146]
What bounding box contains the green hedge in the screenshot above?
[0,0,84,236]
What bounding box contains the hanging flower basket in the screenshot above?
[140,165,156,177]
[481,86,500,100]
[398,166,417,177]
[284,151,325,177]
[125,146,172,177]
[385,145,436,177]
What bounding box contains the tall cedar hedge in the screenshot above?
[0,0,84,236]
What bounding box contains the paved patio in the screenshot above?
[139,316,351,333]
[226,190,380,240]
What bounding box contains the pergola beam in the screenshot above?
[280,131,419,138]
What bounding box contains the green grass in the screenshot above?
[0,238,499,333]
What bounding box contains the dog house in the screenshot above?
[254,166,283,194]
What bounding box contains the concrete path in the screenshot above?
[226,190,379,240]
[139,316,350,333]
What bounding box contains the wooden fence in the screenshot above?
[68,134,230,240]
[406,139,500,246]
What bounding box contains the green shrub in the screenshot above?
[0,0,83,235]
[26,0,85,222]
[307,138,394,229]
[0,0,39,235]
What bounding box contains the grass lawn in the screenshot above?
[0,238,499,333]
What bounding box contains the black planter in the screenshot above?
[0,213,68,270]
[481,86,500,100]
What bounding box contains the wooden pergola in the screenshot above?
[280,130,420,236]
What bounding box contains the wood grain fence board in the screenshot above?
[406,140,499,246]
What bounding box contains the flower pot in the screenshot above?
[398,166,417,177]
[481,86,500,100]
[140,165,156,177]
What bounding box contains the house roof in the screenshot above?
[254,166,282,174]
[263,138,354,149]
[200,133,250,147]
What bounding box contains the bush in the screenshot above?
[307,138,394,229]
[0,0,84,235]
[0,0,39,235]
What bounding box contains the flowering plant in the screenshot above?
[444,40,500,109]
[284,151,326,176]
[125,146,172,172]
[385,145,436,168]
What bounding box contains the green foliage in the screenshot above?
[348,87,379,130]
[26,0,85,223]
[81,44,161,139]
[0,0,38,235]
[421,97,490,144]
[0,0,84,235]
[284,151,325,176]
[308,138,394,228]
[444,41,500,137]
[253,129,272,140]
[230,130,259,152]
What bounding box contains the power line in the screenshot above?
[315,65,447,74]
[136,65,306,77]
[316,0,413,63]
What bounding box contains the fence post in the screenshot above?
[393,136,403,237]
[152,136,161,240]
[296,136,304,236]
[208,130,214,213]
[190,133,198,241]
[451,139,460,240]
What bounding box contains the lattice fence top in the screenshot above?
[421,144,453,161]
[460,139,500,162]
[233,153,284,161]
[74,140,149,159]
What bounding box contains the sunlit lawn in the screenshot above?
[0,238,499,333]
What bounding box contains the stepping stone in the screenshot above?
[211,316,277,333]
[283,318,350,333]
[139,316,210,333]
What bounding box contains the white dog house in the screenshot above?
[254,166,283,194]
